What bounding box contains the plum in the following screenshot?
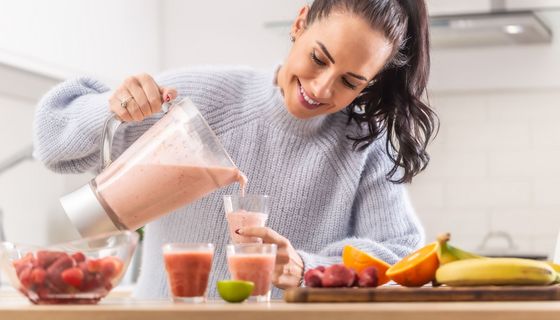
[304,268,324,287]
[358,266,379,288]
[321,264,355,288]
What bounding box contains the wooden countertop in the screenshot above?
[2,289,560,320]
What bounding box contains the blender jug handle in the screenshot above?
[100,114,122,169]
[100,101,173,169]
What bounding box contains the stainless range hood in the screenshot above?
[431,11,552,48]
[263,0,560,48]
[429,0,559,48]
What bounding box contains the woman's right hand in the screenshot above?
[109,73,178,122]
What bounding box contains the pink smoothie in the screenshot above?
[226,210,268,243]
[227,254,275,296]
[96,164,246,230]
[163,251,213,298]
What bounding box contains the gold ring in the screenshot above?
[120,96,134,109]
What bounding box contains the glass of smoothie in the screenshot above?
[162,243,214,303]
[224,195,269,244]
[226,243,277,302]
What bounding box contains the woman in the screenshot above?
[34,0,437,298]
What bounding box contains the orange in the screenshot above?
[342,245,392,286]
[385,242,440,287]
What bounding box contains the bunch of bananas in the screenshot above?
[435,233,560,286]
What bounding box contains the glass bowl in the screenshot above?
[0,230,139,304]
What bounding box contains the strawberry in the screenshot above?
[46,255,74,290]
[36,286,50,299]
[31,267,47,285]
[86,259,102,273]
[19,267,33,289]
[81,273,102,292]
[61,267,84,288]
[71,252,86,263]
[13,252,35,276]
[15,262,32,277]
[100,257,124,279]
[37,251,67,269]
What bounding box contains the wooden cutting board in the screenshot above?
[284,285,560,303]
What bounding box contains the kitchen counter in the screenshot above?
[2,289,560,320]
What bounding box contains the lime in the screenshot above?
[217,280,254,303]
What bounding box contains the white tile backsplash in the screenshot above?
[426,151,487,179]
[487,150,535,178]
[409,88,560,258]
[534,180,560,207]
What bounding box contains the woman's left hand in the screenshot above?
[237,227,304,289]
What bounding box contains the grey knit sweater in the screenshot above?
[33,65,425,299]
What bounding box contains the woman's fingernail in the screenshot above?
[235,229,242,235]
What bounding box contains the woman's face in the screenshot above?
[277,7,393,119]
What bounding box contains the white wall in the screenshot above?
[161,0,305,70]
[0,92,85,245]
[0,0,161,84]
[408,88,560,257]
[0,0,162,246]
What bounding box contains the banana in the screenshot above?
[435,257,558,286]
[437,233,484,265]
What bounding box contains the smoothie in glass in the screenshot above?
[227,243,276,302]
[226,210,268,243]
[162,243,214,303]
[223,195,269,244]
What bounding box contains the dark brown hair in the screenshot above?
[307,0,438,183]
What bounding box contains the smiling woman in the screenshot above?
[278,0,436,183]
[33,0,436,300]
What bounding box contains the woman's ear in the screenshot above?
[290,5,309,41]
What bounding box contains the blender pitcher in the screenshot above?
[60,98,246,237]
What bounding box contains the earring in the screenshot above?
[289,34,295,42]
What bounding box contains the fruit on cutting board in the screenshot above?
[437,233,483,265]
[342,245,391,285]
[435,257,559,286]
[385,242,440,287]
[303,264,379,288]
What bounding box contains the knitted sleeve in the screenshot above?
[33,77,114,173]
[297,143,425,270]
[33,67,241,174]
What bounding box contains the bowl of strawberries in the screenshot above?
[0,230,139,304]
